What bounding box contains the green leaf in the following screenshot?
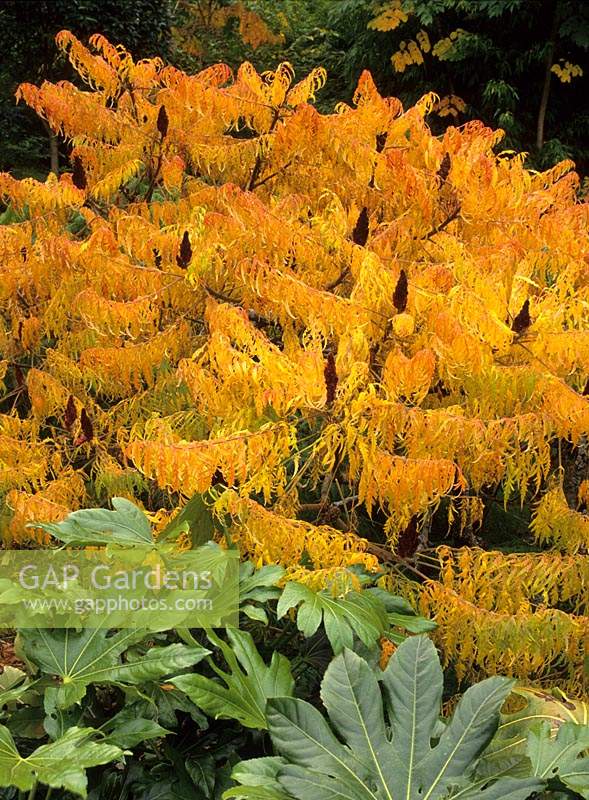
[239,562,284,605]
[528,721,589,797]
[242,604,270,624]
[276,582,389,653]
[160,492,215,547]
[482,686,589,774]
[186,754,217,798]
[122,682,209,729]
[0,724,122,797]
[105,717,169,749]
[43,691,85,739]
[172,629,294,729]
[0,665,34,710]
[420,675,517,799]
[20,628,209,708]
[447,776,545,799]
[103,712,170,748]
[234,636,543,800]
[224,758,290,799]
[321,647,395,793]
[32,497,153,546]
[383,634,443,798]
[6,706,46,739]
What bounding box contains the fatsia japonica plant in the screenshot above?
[0,30,588,696]
[228,635,589,800]
[0,501,434,799]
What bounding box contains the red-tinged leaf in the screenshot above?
[156,105,169,138]
[80,408,94,441]
[73,434,88,446]
[511,298,531,334]
[393,269,408,313]
[437,152,451,183]
[176,231,192,268]
[351,207,369,247]
[397,515,419,558]
[64,395,77,431]
[324,352,338,406]
[72,155,87,190]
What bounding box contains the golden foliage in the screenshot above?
[369,1,409,32]
[551,61,583,83]
[215,490,379,580]
[2,32,589,690]
[531,486,589,554]
[172,0,284,59]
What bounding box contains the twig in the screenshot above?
[203,283,275,328]
[299,496,358,511]
[247,108,281,191]
[251,159,293,190]
[423,205,461,240]
[203,283,238,305]
[325,267,350,292]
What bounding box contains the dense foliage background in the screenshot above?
[0,6,589,799]
[2,0,589,177]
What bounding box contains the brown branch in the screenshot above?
[325,267,350,292]
[250,159,293,190]
[247,108,281,191]
[203,283,239,304]
[366,542,438,585]
[299,496,358,511]
[423,204,461,240]
[143,154,163,204]
[203,284,274,328]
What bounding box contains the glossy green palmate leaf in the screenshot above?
[276,581,388,652]
[0,665,34,711]
[276,581,431,653]
[367,587,437,640]
[239,562,284,624]
[185,753,233,800]
[121,681,209,729]
[172,629,294,730]
[20,627,209,708]
[481,685,589,773]
[32,497,153,546]
[102,705,170,748]
[528,721,589,797]
[0,724,122,797]
[159,492,215,547]
[225,757,290,800]
[229,636,545,800]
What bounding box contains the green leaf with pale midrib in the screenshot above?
[32,497,153,545]
[0,724,122,797]
[21,627,208,709]
[229,636,545,800]
[172,628,294,730]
